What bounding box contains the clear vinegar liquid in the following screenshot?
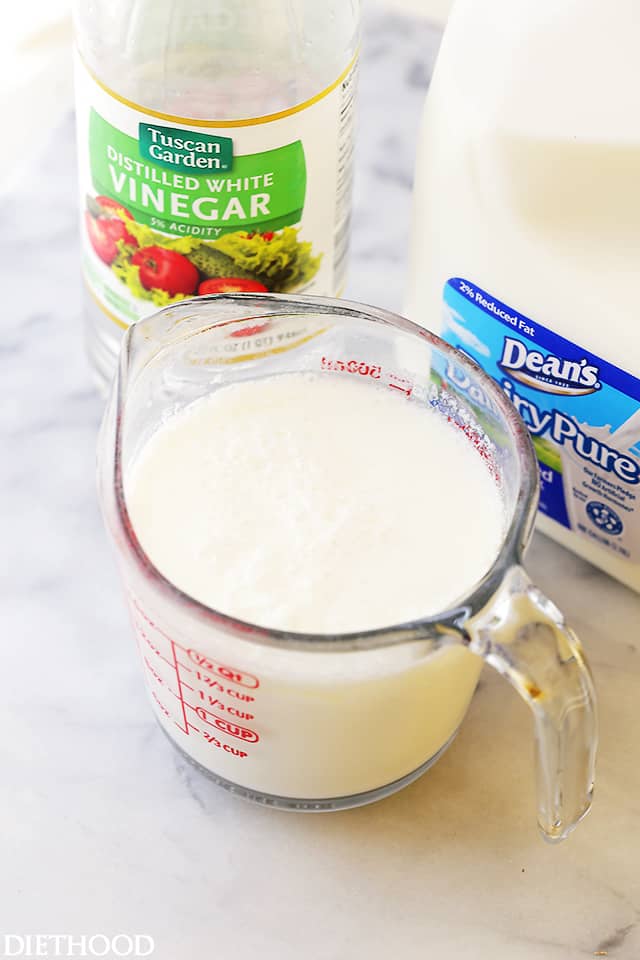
[73,0,360,389]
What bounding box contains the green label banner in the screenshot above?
[138,122,233,173]
[89,109,306,236]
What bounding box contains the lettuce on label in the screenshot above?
[92,199,322,303]
[214,228,322,292]
[189,245,258,281]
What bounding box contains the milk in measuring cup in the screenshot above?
[407,0,640,590]
[125,373,506,798]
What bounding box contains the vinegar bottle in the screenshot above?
[73,1,360,387]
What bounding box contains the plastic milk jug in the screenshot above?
[407,0,640,591]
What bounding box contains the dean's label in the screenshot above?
[74,54,357,327]
[498,337,601,396]
[441,277,640,562]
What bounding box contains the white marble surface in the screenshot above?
[2,8,640,959]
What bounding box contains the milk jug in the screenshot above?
[407,0,640,591]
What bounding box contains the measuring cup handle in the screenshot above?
[467,565,597,843]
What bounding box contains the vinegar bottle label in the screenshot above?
[74,54,358,329]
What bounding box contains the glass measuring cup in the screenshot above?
[97,294,597,842]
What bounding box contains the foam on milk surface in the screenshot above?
[126,373,505,633]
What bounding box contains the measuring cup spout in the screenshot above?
[465,565,597,843]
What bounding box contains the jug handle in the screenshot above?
[465,565,597,843]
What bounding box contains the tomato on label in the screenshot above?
[95,195,134,219]
[132,246,199,296]
[198,278,268,295]
[228,322,271,339]
[85,212,138,265]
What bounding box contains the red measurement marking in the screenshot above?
[170,641,190,735]
[143,656,165,687]
[321,356,382,379]
[194,671,256,701]
[201,731,248,757]
[129,607,175,668]
[142,636,175,668]
[151,691,171,719]
[386,372,414,398]
[138,632,173,667]
[130,597,173,642]
[196,690,255,719]
[129,597,262,737]
[186,650,259,689]
[227,688,255,702]
[195,706,260,743]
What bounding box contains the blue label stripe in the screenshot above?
[447,278,640,399]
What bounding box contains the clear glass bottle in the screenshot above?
[73,1,360,387]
